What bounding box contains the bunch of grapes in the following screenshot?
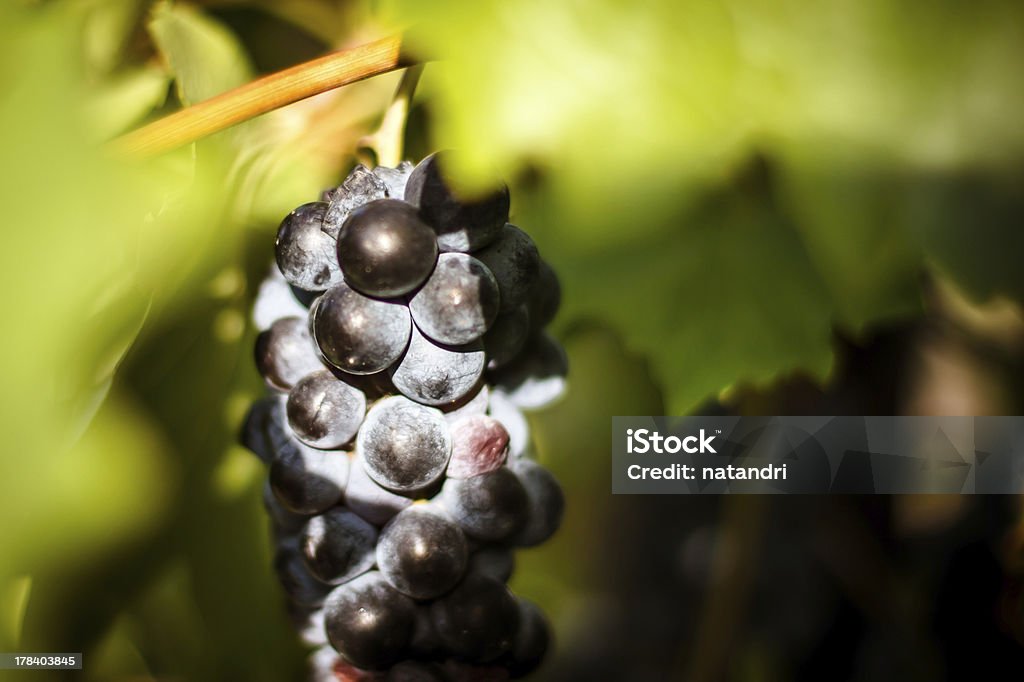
[241,152,567,681]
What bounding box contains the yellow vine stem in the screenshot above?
[113,35,411,158]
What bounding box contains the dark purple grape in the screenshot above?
[302,508,378,585]
[275,541,333,607]
[312,283,412,375]
[263,481,311,536]
[447,415,509,479]
[441,467,528,542]
[508,459,564,547]
[377,505,469,600]
[346,455,414,526]
[526,260,560,331]
[286,369,366,449]
[430,573,519,662]
[253,266,308,331]
[276,202,342,291]
[269,438,349,514]
[390,326,485,407]
[357,396,452,495]
[322,165,389,239]
[488,333,568,411]
[372,161,414,200]
[255,316,324,392]
[468,546,515,583]
[240,396,278,464]
[405,151,510,253]
[409,605,441,658]
[324,571,416,670]
[505,598,551,678]
[409,253,499,346]
[338,199,438,298]
[482,305,530,369]
[473,224,539,313]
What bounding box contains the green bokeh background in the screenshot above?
[1,1,1023,680]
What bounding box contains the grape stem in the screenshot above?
[358,64,425,168]
[113,35,412,158]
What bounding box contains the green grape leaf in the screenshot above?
[385,0,1024,407]
[148,1,252,106]
[84,65,170,140]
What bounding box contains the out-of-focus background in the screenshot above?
[2,0,1024,680]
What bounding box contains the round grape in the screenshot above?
[339,199,438,298]
[322,165,389,239]
[276,202,342,291]
[324,571,416,670]
[526,260,560,331]
[483,305,530,369]
[253,266,309,331]
[390,325,485,407]
[372,161,414,200]
[286,369,366,449]
[404,151,510,253]
[302,508,378,585]
[240,396,278,465]
[441,467,528,542]
[377,505,469,600]
[357,396,452,495]
[263,481,310,536]
[275,541,333,607]
[269,439,349,515]
[447,415,509,479]
[468,546,515,583]
[255,316,323,392]
[473,224,539,313]
[505,598,551,678]
[345,454,414,527]
[430,573,519,662]
[488,333,568,411]
[312,283,412,375]
[508,459,564,547]
[409,253,499,346]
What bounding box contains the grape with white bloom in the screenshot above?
[390,326,485,407]
[275,202,342,291]
[357,396,452,495]
[409,253,499,346]
[301,508,377,585]
[311,282,411,375]
[474,224,539,313]
[255,316,323,392]
[489,333,568,410]
[286,369,366,449]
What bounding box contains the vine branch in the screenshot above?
[114,35,411,158]
[358,64,425,168]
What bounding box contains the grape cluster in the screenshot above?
[242,154,567,681]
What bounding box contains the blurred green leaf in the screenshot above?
[149,0,253,106]
[386,0,1024,407]
[84,65,170,139]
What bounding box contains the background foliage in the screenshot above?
[1,0,1023,680]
